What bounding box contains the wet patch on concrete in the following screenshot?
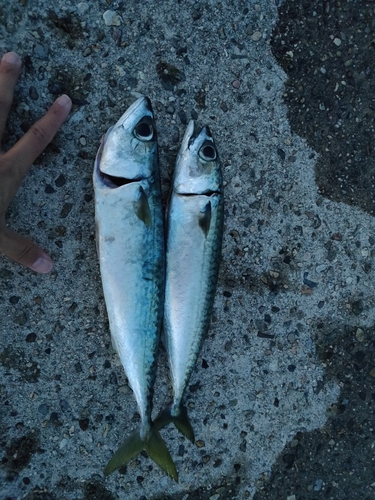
[1,432,40,480]
[271,0,375,215]
[0,346,40,383]
[81,479,117,500]
[253,322,375,500]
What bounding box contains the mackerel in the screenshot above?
[156,121,224,440]
[93,96,177,480]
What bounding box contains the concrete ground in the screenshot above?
[0,1,374,499]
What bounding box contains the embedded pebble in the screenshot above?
[60,203,73,218]
[34,44,48,60]
[103,10,122,26]
[171,125,180,144]
[355,328,365,342]
[77,2,89,15]
[314,479,323,491]
[55,174,66,187]
[251,31,262,41]
[333,37,342,46]
[29,86,39,100]
[38,404,49,416]
[60,439,68,449]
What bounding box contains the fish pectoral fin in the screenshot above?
[104,424,178,482]
[198,200,211,236]
[104,427,143,475]
[133,186,152,226]
[154,405,195,444]
[146,424,178,482]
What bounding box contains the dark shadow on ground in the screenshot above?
[252,3,375,497]
[253,321,375,500]
[271,0,375,216]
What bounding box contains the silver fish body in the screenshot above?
[160,121,224,437]
[93,96,177,480]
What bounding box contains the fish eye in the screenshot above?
[199,144,216,161]
[134,121,154,141]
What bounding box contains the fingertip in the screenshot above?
[55,94,72,111]
[30,256,53,274]
[2,51,22,67]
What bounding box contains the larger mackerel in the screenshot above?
[156,121,224,440]
[93,97,177,480]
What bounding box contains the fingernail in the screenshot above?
[2,51,21,65]
[31,257,53,274]
[56,94,72,108]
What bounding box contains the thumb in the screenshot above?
[0,226,53,273]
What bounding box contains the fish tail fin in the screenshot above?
[154,405,195,443]
[104,424,178,481]
[145,424,178,481]
[104,427,142,476]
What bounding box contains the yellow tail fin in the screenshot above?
[104,423,178,481]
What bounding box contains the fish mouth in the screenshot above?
[95,140,147,188]
[100,173,145,188]
[178,188,220,197]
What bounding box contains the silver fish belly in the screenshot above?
[159,121,224,440]
[93,96,177,480]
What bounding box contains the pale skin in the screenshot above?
[0,51,72,273]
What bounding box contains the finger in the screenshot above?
[0,52,22,143]
[3,94,72,185]
[0,225,53,273]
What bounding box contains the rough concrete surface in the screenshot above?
[0,1,374,499]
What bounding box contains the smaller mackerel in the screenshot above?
[156,120,224,440]
[93,97,177,480]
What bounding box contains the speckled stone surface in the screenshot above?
[0,1,374,499]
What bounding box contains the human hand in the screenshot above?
[0,51,72,273]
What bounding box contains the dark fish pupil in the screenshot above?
[135,122,152,138]
[201,145,215,159]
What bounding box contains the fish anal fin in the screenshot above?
[198,201,211,236]
[133,186,152,226]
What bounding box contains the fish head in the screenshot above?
[173,120,222,195]
[95,96,157,185]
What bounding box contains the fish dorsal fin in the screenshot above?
[199,200,211,236]
[133,186,152,226]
